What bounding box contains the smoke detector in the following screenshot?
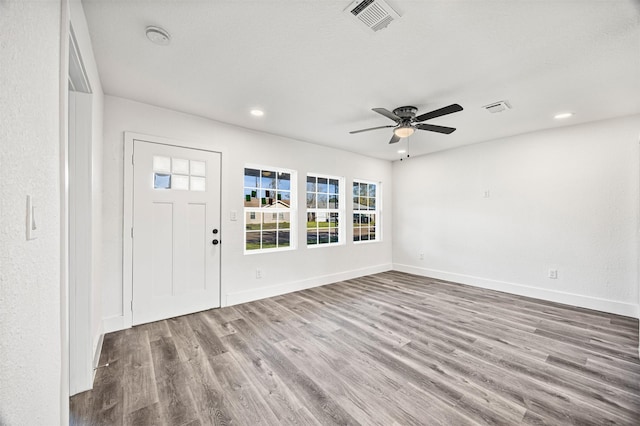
[483,101,512,113]
[344,0,401,33]
[145,26,171,46]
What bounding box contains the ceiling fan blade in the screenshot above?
[414,104,463,122]
[389,133,401,144]
[415,123,457,134]
[349,125,396,134]
[372,108,401,123]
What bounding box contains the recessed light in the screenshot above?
[145,26,171,46]
[554,112,574,120]
[250,109,264,117]
[397,149,406,154]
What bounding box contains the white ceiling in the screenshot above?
[82,0,640,161]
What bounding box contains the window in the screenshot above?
[353,180,380,242]
[306,174,344,247]
[244,166,296,253]
[152,156,206,191]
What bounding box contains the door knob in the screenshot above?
[212,239,219,245]
[212,229,219,234]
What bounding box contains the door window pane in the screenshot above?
[154,173,171,189]
[172,158,189,175]
[172,174,189,190]
[153,156,171,173]
[190,176,206,191]
[154,156,209,192]
[190,160,206,177]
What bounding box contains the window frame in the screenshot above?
[243,164,297,255]
[352,179,381,244]
[306,173,345,249]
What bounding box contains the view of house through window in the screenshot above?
[244,166,296,252]
[306,174,343,246]
[353,180,379,242]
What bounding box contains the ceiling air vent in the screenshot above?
[344,0,401,33]
[483,100,512,113]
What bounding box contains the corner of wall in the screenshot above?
[392,264,639,318]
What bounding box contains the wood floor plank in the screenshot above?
[202,309,239,337]
[149,336,200,425]
[231,317,361,425]
[208,352,282,425]
[71,271,640,425]
[221,332,320,425]
[124,402,164,426]
[186,313,227,358]
[183,349,234,426]
[121,331,158,417]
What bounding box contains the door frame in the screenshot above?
[68,90,94,395]
[122,132,223,328]
[67,21,100,397]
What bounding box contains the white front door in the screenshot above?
[132,139,221,325]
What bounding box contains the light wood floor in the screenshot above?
[71,271,640,425]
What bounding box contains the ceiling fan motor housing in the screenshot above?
[392,106,418,120]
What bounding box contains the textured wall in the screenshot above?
[393,115,640,317]
[0,0,62,424]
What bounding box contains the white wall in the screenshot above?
[393,114,640,317]
[102,96,392,329]
[0,0,63,423]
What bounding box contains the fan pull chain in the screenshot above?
[400,136,411,161]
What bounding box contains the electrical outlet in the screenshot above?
[256,268,262,279]
[548,269,558,279]
[419,252,424,260]
[483,190,491,198]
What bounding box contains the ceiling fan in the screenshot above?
[350,104,463,144]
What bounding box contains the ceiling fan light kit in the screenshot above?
[394,125,414,138]
[350,103,463,144]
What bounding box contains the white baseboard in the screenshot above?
[102,314,127,334]
[393,264,640,318]
[225,263,393,307]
